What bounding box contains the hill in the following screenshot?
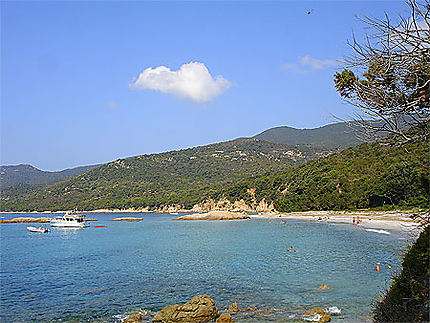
[0,164,100,189]
[0,138,332,211]
[210,140,429,212]
[253,122,364,148]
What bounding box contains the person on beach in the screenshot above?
[353,217,356,224]
[375,262,380,271]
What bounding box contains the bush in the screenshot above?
[373,226,429,322]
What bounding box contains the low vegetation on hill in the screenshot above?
[0,139,331,211]
[0,164,99,188]
[212,140,429,212]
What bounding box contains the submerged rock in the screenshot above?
[316,285,329,291]
[152,295,218,322]
[228,302,240,313]
[173,211,249,221]
[109,217,143,222]
[303,308,331,322]
[216,312,234,322]
[0,217,51,223]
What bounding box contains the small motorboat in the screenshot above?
[27,226,50,233]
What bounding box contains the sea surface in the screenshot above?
[0,212,416,322]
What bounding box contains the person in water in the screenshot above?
[289,246,295,252]
[375,262,380,271]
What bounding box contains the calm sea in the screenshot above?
[0,213,413,322]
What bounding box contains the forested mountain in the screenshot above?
[0,164,100,189]
[253,122,364,148]
[212,140,429,211]
[0,138,332,211]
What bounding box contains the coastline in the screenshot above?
[256,210,422,233]
[0,208,424,233]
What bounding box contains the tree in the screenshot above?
[334,0,430,145]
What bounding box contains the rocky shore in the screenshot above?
[173,211,250,221]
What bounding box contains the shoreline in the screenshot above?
[0,209,424,233]
[255,210,422,233]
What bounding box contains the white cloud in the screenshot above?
[299,55,337,70]
[283,55,337,74]
[130,62,232,103]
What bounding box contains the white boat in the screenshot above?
[27,226,50,233]
[50,211,88,228]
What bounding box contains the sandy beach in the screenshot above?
[254,210,424,234]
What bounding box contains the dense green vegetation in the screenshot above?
[0,164,99,188]
[1,136,427,212]
[0,138,331,211]
[373,225,429,322]
[212,140,429,212]
[253,122,365,148]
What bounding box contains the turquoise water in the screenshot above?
[0,213,413,322]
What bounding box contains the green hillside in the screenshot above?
[213,140,429,211]
[0,164,100,189]
[0,138,331,211]
[253,122,364,148]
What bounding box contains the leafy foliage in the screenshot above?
[0,139,331,211]
[212,141,429,212]
[373,226,429,322]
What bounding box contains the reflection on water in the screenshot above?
[0,213,411,322]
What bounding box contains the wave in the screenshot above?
[365,228,390,235]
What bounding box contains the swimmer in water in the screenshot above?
[375,262,380,271]
[289,246,295,252]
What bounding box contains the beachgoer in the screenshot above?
[375,262,380,272]
[352,217,356,224]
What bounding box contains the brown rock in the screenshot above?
[124,313,144,323]
[109,217,143,222]
[0,217,51,223]
[216,312,234,322]
[228,302,240,313]
[173,211,249,221]
[245,307,257,311]
[152,295,218,322]
[303,308,331,322]
[316,284,329,291]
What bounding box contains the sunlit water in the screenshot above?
[0,213,415,322]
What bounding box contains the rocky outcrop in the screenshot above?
[109,217,143,222]
[228,302,240,313]
[256,198,275,213]
[173,211,250,221]
[152,295,218,322]
[0,217,51,223]
[124,313,144,323]
[190,195,276,213]
[216,313,234,322]
[303,308,331,322]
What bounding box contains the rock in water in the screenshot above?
[124,313,144,322]
[316,284,329,291]
[228,302,240,313]
[216,313,234,322]
[303,308,331,322]
[152,295,218,322]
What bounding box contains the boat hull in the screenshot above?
[50,221,88,228]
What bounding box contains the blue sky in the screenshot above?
[1,1,409,170]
